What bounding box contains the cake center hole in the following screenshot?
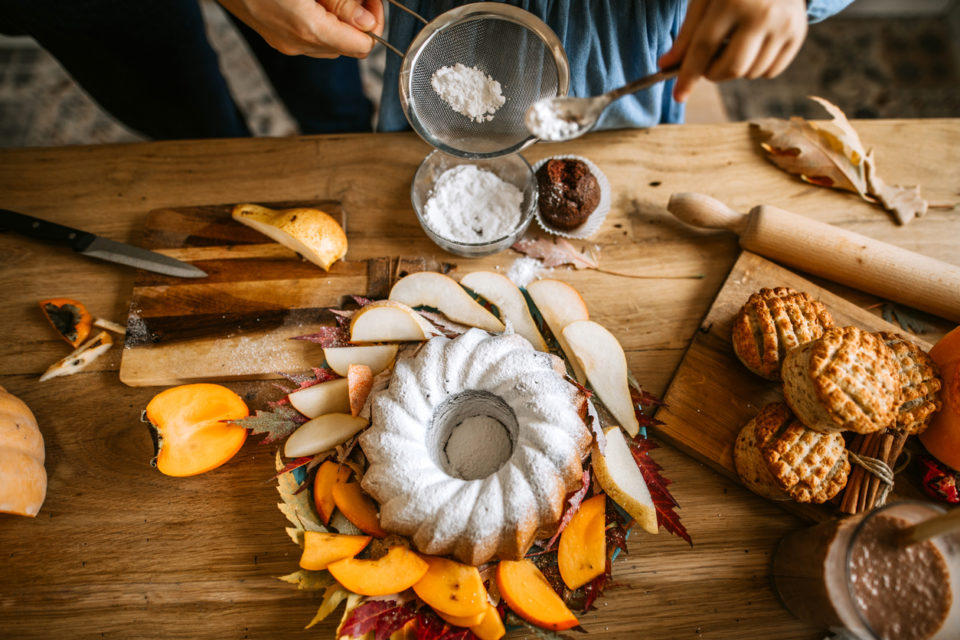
[430,391,518,481]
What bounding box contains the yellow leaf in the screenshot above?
[278,569,336,591]
[305,584,352,629]
[275,450,327,532]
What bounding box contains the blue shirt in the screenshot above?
[378,0,853,132]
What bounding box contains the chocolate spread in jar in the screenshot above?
[849,514,951,640]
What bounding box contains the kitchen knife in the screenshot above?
[0,208,207,278]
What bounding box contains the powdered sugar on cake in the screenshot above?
[422,164,523,243]
[431,63,506,123]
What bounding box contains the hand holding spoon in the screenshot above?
[525,65,680,142]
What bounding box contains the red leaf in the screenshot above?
[581,561,610,611]
[414,609,479,640]
[628,435,692,546]
[542,470,591,551]
[339,600,417,640]
[629,384,666,430]
[291,324,350,347]
[273,456,314,479]
[230,404,307,444]
[350,295,375,307]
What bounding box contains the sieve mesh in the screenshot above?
[400,4,568,158]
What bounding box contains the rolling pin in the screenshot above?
[667,192,960,323]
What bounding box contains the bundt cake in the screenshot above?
[359,328,592,565]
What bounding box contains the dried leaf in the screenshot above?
[753,96,928,225]
[628,436,691,546]
[291,324,351,347]
[278,569,335,591]
[276,450,327,532]
[306,584,352,629]
[414,610,479,640]
[512,237,597,269]
[881,303,937,334]
[232,404,306,444]
[416,309,473,338]
[543,470,591,551]
[339,600,418,640]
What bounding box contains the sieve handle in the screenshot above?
[368,31,403,57]
[385,0,428,24]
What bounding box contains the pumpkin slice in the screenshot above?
[558,493,606,589]
[496,559,579,631]
[469,604,506,640]
[313,460,352,525]
[299,531,372,571]
[39,298,92,348]
[145,383,249,477]
[412,555,487,618]
[327,546,429,596]
[332,481,387,537]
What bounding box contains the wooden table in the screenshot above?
[1,121,958,639]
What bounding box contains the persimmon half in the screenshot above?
[145,383,249,477]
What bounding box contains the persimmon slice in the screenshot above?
[331,481,387,537]
[470,604,506,640]
[327,546,429,596]
[299,531,371,571]
[412,555,487,618]
[145,383,248,477]
[558,493,606,589]
[435,608,486,628]
[496,559,579,631]
[313,460,351,525]
[39,298,92,348]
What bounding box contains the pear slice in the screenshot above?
[349,301,439,343]
[525,279,590,382]
[460,271,548,351]
[284,413,369,458]
[592,426,658,534]
[323,344,398,377]
[562,320,640,436]
[288,378,350,419]
[389,272,504,333]
[231,203,347,271]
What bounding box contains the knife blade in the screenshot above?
[0,208,207,278]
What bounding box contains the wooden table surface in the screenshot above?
[1,121,958,639]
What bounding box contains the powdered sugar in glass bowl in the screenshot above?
[412,150,537,257]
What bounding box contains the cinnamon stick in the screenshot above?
[864,431,894,510]
[857,433,884,514]
[840,434,867,514]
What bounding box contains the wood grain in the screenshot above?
[0,122,957,640]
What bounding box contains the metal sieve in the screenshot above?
[392,2,569,159]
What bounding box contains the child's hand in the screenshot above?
[659,0,807,102]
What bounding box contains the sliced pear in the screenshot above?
[525,279,590,382]
[323,344,399,377]
[288,378,350,419]
[562,320,640,436]
[389,272,504,333]
[231,203,347,271]
[460,271,548,351]
[349,300,438,343]
[347,364,373,417]
[284,413,369,458]
[592,426,658,534]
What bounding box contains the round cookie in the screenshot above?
[877,331,942,435]
[535,158,601,231]
[782,326,902,434]
[732,287,834,380]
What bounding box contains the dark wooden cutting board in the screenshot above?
[654,251,930,522]
[119,202,442,387]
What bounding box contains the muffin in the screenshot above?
[732,287,835,380]
[781,326,902,435]
[535,158,601,231]
[876,331,942,435]
[734,402,850,504]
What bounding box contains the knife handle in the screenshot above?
[0,208,94,251]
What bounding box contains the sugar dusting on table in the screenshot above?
[431,63,506,123]
[507,256,542,287]
[422,165,523,243]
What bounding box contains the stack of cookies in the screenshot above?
[731,287,944,507]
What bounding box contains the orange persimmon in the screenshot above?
[920,326,960,470]
[331,481,387,537]
[39,298,92,348]
[435,608,486,628]
[469,604,506,640]
[412,555,487,618]
[299,531,371,571]
[144,383,248,477]
[313,460,351,525]
[327,546,429,596]
[496,559,579,631]
[558,493,607,590]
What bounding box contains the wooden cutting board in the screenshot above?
[654,250,930,522]
[118,202,446,387]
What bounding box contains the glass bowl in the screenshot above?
[411,150,537,257]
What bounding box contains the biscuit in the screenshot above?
[732,287,834,380]
[877,332,942,435]
[782,326,902,434]
[734,402,849,504]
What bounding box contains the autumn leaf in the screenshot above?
[276,450,327,533]
[291,324,351,347]
[628,436,692,546]
[339,600,418,640]
[628,376,666,433]
[414,609,479,640]
[232,404,306,444]
[306,584,352,629]
[881,302,937,334]
[542,470,591,551]
[752,96,927,225]
[278,569,335,591]
[512,237,702,279]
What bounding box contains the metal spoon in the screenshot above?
[525,65,680,142]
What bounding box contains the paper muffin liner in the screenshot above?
[531,154,612,239]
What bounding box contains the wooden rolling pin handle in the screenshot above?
[667,193,960,323]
